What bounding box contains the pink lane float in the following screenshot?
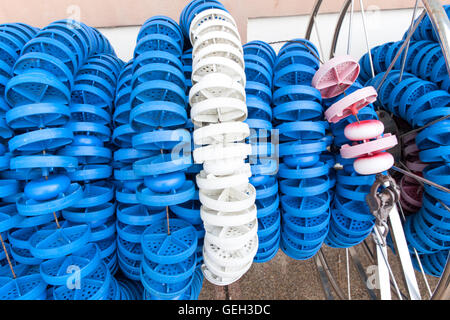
[312,56,398,176]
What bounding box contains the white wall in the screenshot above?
[99,8,419,63]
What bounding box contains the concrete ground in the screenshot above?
[198,241,440,300]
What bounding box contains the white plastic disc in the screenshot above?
[193,122,249,145]
[190,9,239,43]
[192,44,244,71]
[190,97,248,125]
[189,73,245,106]
[203,158,248,176]
[193,142,251,163]
[192,56,246,86]
[353,152,394,175]
[201,263,248,286]
[203,235,258,267]
[196,166,251,190]
[191,20,241,49]
[199,184,256,213]
[193,31,243,57]
[344,120,384,141]
[204,219,258,250]
[200,204,257,227]
[203,250,252,278]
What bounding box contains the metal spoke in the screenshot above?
[359,0,375,78]
[399,0,421,82]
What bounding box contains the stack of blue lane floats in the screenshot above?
[273,39,334,260]
[59,53,124,279]
[128,15,200,300]
[323,81,378,248]
[0,23,39,277]
[0,23,39,140]
[405,120,450,277]
[114,60,148,282]
[357,4,450,277]
[0,22,43,298]
[358,7,450,126]
[2,19,121,300]
[242,40,280,263]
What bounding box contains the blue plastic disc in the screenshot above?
[171,200,202,226]
[14,52,74,90]
[280,175,331,197]
[53,262,111,300]
[39,243,101,286]
[273,85,321,106]
[136,180,195,208]
[416,120,450,150]
[142,253,196,284]
[273,100,323,122]
[245,81,272,105]
[6,103,71,129]
[283,210,330,234]
[28,224,91,259]
[281,192,331,218]
[8,127,73,153]
[141,219,197,264]
[17,183,83,216]
[118,236,143,261]
[134,34,182,58]
[0,274,47,300]
[274,64,316,87]
[116,204,166,227]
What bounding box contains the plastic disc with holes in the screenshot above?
[203,234,258,268]
[117,204,166,227]
[280,175,331,198]
[199,184,256,212]
[39,243,101,286]
[141,219,198,264]
[140,264,194,299]
[6,69,71,107]
[53,262,111,300]
[189,73,245,106]
[312,55,360,99]
[6,103,71,129]
[281,192,331,218]
[141,253,196,284]
[204,219,257,250]
[324,87,378,123]
[136,180,195,207]
[0,274,47,300]
[28,224,91,259]
[190,97,247,125]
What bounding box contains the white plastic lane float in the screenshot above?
[188,6,258,286]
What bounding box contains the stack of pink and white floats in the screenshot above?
[312,55,398,175]
[188,8,258,286]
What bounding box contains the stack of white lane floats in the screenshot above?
[312,56,398,249]
[274,40,334,261]
[2,20,131,300]
[243,41,281,263]
[187,4,258,286]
